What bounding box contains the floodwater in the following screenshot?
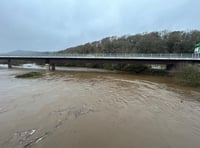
[0,67,200,148]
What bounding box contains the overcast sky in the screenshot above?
[0,0,199,53]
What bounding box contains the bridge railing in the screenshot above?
[0,53,200,59]
[46,53,200,59]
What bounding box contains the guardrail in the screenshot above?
[0,53,200,59]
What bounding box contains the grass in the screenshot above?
[16,72,42,78]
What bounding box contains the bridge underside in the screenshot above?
[0,57,199,71]
[1,57,199,64]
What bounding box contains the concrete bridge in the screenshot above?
[0,53,200,70]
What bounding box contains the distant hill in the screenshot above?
[0,50,52,56]
[59,30,200,54]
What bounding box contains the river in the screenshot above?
[0,67,200,148]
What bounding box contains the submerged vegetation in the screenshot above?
[175,64,200,87]
[56,62,167,75]
[16,72,42,78]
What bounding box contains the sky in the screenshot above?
[0,0,200,53]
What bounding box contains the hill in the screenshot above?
[0,50,52,56]
[59,30,200,54]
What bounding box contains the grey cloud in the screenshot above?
[0,0,200,53]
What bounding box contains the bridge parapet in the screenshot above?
[0,53,200,60]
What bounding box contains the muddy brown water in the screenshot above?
[0,68,200,148]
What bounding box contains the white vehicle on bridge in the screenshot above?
[194,43,200,54]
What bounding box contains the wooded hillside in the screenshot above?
[59,30,200,54]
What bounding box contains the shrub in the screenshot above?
[16,72,42,78]
[175,64,200,86]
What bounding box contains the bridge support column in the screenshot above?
[50,63,55,71]
[52,64,55,71]
[8,59,12,68]
[166,64,175,71]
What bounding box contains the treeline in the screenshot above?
[59,30,200,54]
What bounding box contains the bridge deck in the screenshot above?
[0,53,200,60]
[0,54,200,65]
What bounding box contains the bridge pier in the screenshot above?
[51,63,55,71]
[45,64,56,71]
[8,59,12,68]
[46,63,55,71]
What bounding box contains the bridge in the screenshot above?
[0,53,200,70]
